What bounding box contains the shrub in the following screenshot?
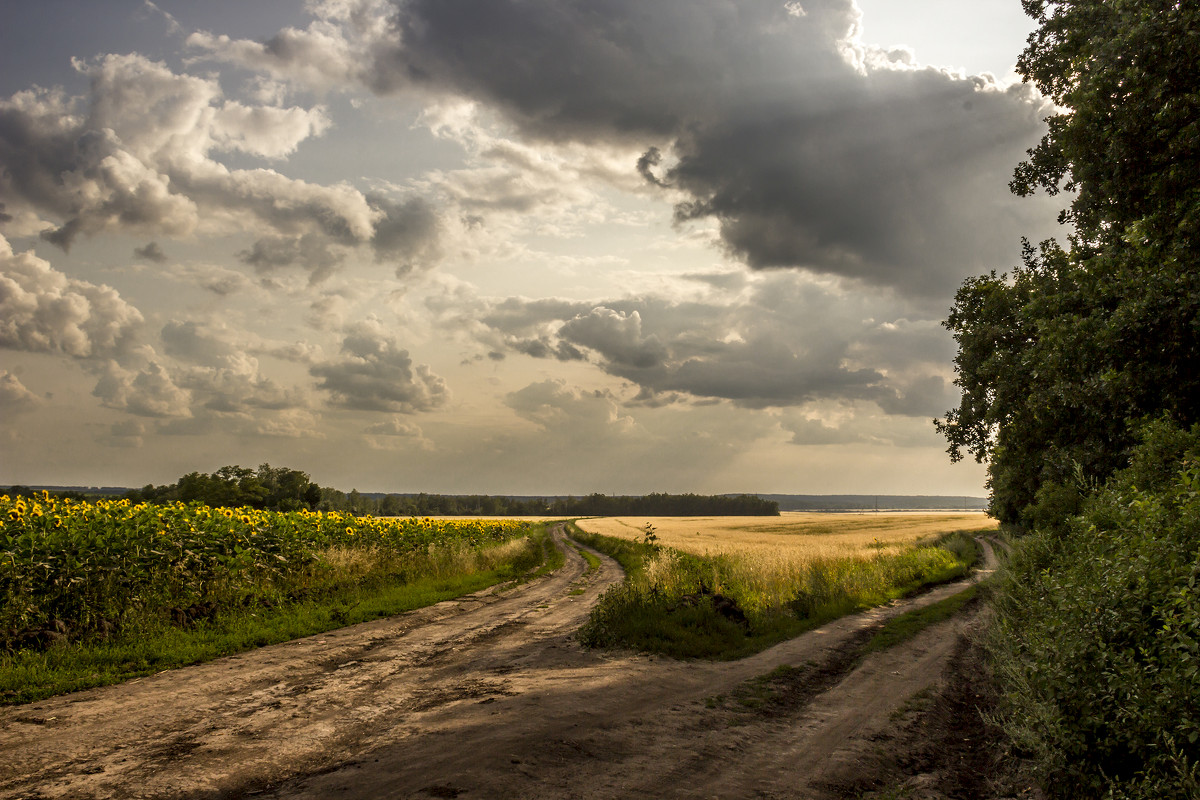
[987,421,1200,799]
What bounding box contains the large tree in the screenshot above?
[938,0,1200,526]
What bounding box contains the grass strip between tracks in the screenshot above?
[861,583,982,656]
[569,522,984,661]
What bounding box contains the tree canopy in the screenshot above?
[126,464,323,512]
[938,0,1200,526]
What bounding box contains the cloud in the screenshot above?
[238,234,344,282]
[505,379,635,441]
[0,236,314,428]
[267,340,324,364]
[453,271,957,415]
[104,419,145,448]
[92,359,193,418]
[558,307,667,370]
[635,146,669,188]
[185,0,395,92]
[367,195,442,274]
[159,320,310,412]
[211,100,331,159]
[169,262,257,296]
[134,241,168,263]
[0,370,43,415]
[363,416,433,450]
[781,413,862,445]
[0,235,144,358]
[253,408,322,438]
[210,0,1054,295]
[0,53,441,280]
[778,401,945,448]
[311,320,450,412]
[666,68,1049,295]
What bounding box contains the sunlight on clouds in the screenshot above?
[0,0,1043,494]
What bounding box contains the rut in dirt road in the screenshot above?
[249,539,1001,800]
[0,525,619,800]
[1,531,1000,800]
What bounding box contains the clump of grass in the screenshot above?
[576,528,980,660]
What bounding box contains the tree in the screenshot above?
[939,0,1200,526]
[1012,0,1200,247]
[133,464,322,512]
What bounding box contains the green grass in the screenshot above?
[524,525,565,580]
[572,542,602,572]
[567,522,656,578]
[861,584,981,656]
[1,526,556,705]
[574,528,981,660]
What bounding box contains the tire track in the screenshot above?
[0,530,999,800]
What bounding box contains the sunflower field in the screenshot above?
[1,492,530,651]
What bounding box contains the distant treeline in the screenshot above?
[6,466,778,517]
[761,494,987,511]
[367,492,779,517]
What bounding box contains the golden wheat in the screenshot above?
[574,512,996,562]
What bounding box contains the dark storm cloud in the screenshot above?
[667,70,1048,295]
[386,0,820,141]
[310,321,449,413]
[377,0,1054,294]
[635,147,669,188]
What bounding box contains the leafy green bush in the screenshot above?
[987,421,1200,798]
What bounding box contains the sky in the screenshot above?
[0,0,1061,496]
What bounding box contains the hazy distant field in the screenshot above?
[574,512,997,560]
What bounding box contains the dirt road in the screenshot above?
[0,527,1000,800]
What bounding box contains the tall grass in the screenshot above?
[575,526,980,659]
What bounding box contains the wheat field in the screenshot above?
[574,512,997,561]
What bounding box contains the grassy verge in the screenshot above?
[567,522,656,577]
[1,525,554,705]
[574,526,983,660]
